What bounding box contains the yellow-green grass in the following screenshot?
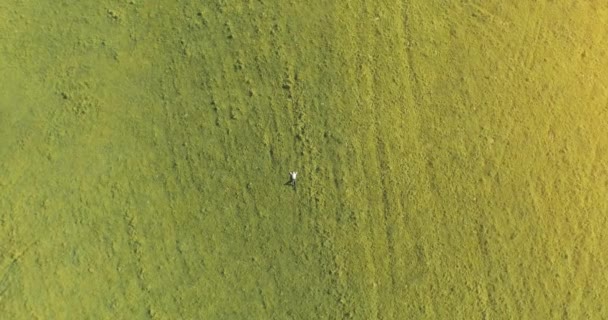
[0,0,607,318]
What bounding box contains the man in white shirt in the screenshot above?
[288,171,297,190]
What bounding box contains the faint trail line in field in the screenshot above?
[158,66,195,319]
[525,7,546,69]
[289,74,307,165]
[168,73,197,197]
[0,262,18,303]
[516,1,547,69]
[122,208,158,318]
[329,3,381,317]
[337,2,387,317]
[267,83,282,166]
[0,240,37,305]
[475,223,495,317]
[401,5,422,110]
[367,3,417,317]
[453,2,511,49]
[374,136,399,290]
[468,2,509,25]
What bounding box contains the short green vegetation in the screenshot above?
[0,1,606,318]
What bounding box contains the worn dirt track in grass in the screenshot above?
[0,0,607,319]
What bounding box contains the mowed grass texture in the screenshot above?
[1,0,607,319]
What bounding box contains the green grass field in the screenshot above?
[1,1,607,319]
